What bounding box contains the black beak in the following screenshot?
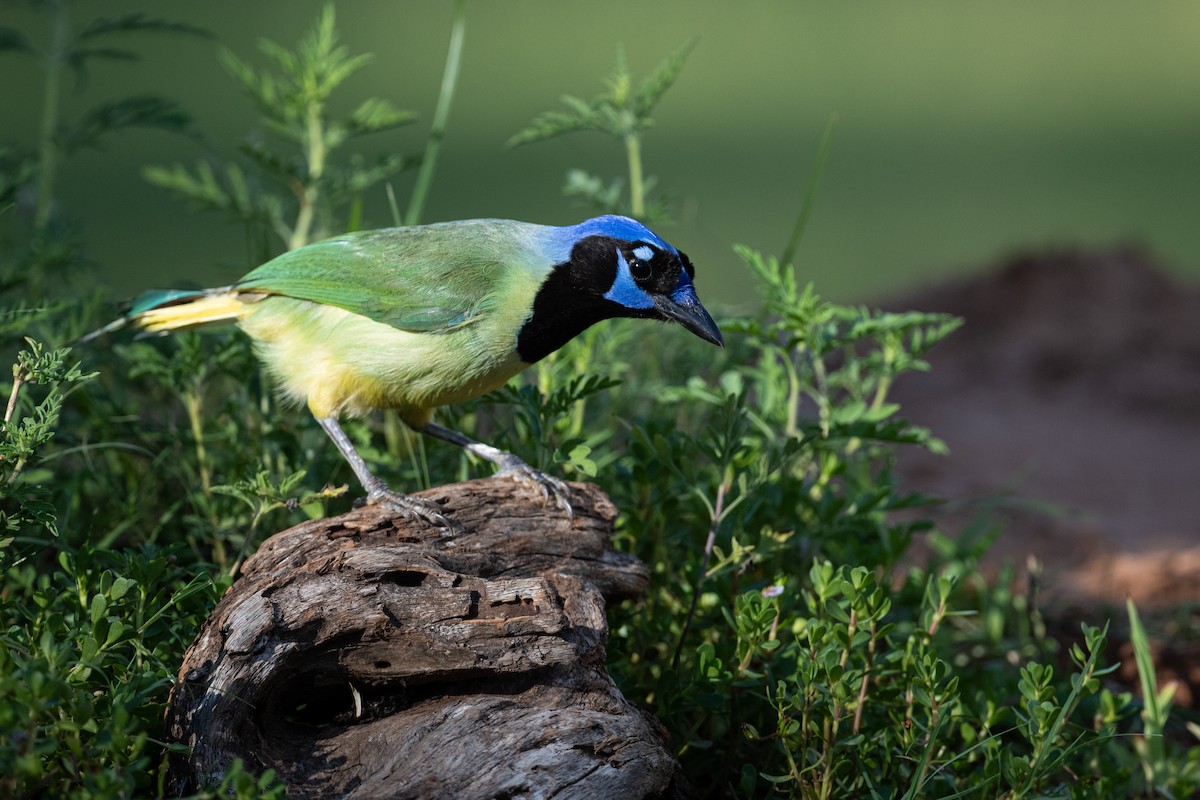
[654,285,724,348]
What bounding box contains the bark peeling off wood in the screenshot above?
[165,477,682,799]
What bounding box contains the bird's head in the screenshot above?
[518,215,723,363]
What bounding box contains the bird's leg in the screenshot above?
[315,415,450,526]
[420,422,573,518]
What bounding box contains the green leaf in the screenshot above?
[104,619,127,648]
[508,39,696,147]
[61,95,192,154]
[635,37,698,118]
[108,576,137,602]
[0,26,35,55]
[346,97,418,136]
[89,594,107,625]
[75,14,211,42]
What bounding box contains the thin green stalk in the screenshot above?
[913,696,940,791]
[625,131,645,218]
[1127,601,1167,791]
[852,620,877,734]
[839,610,858,671]
[184,382,211,497]
[870,373,893,413]
[819,711,838,800]
[903,711,949,800]
[536,355,553,396]
[4,367,25,431]
[383,410,403,458]
[1014,627,1108,797]
[385,181,402,226]
[868,340,898,412]
[4,453,29,487]
[35,0,70,230]
[807,344,832,438]
[290,102,326,250]
[183,378,226,565]
[566,332,595,436]
[783,347,802,438]
[672,479,728,671]
[781,112,838,268]
[814,610,858,800]
[399,422,430,490]
[405,0,467,226]
[777,723,805,785]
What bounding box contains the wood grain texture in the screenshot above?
[165,477,684,799]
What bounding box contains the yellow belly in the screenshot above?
[239,297,530,425]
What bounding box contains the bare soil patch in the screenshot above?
[888,246,1200,704]
[890,246,1200,608]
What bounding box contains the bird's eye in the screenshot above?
[629,257,652,281]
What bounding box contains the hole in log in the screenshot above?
[489,596,538,618]
[274,677,358,729]
[374,660,391,670]
[379,570,426,587]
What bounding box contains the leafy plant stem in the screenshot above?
[865,338,899,452]
[807,345,832,438]
[4,366,26,430]
[404,0,467,227]
[3,453,27,487]
[915,696,940,792]
[625,131,645,219]
[398,420,431,490]
[183,381,212,499]
[783,348,801,439]
[672,479,728,671]
[903,712,949,800]
[1128,600,1168,791]
[35,0,70,230]
[820,711,838,800]
[566,337,595,437]
[840,610,858,672]
[852,619,877,734]
[4,366,29,484]
[3,450,28,487]
[290,103,326,250]
[783,733,806,787]
[1015,623,1110,797]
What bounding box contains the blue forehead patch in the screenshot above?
[603,249,655,309]
[544,214,678,262]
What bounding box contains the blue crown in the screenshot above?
[544,215,679,263]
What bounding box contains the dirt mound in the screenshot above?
[887,247,1200,608]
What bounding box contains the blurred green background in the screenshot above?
[4,0,1198,305]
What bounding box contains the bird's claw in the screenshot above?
[367,489,452,528]
[495,457,574,519]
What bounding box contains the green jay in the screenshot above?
[94,215,723,524]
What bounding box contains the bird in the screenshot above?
[88,215,723,525]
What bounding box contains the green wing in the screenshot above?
[235,221,548,333]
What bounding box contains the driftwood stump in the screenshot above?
[164,477,684,799]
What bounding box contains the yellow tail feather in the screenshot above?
[137,294,249,333]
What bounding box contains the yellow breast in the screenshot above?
[239,297,531,425]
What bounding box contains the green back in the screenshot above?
[235,220,553,332]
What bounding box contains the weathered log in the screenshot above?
[164,477,684,799]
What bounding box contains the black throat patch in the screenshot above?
[516,236,657,363]
[515,261,616,363]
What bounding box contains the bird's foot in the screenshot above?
[366,489,451,528]
[494,456,574,519]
